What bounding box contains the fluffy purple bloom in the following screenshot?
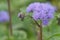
[26,2,40,13]
[0,11,9,23]
[26,2,56,25]
[42,20,49,25]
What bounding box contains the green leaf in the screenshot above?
[47,33,60,40]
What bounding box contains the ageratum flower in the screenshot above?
[0,11,9,23]
[26,2,41,13]
[26,2,56,25]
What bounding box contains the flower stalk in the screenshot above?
[7,0,13,36]
[29,16,42,40]
[18,13,43,40]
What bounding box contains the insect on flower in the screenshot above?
[18,12,25,21]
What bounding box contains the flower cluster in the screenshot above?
[0,11,9,23]
[26,2,56,25]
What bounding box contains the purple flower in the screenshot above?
[26,2,41,13]
[42,20,49,25]
[26,2,56,25]
[0,11,9,23]
[32,11,40,20]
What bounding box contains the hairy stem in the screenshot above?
[29,16,42,40]
[7,0,13,36]
[39,24,42,40]
[6,24,10,40]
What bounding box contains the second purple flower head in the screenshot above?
[0,11,9,23]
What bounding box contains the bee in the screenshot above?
[18,12,25,21]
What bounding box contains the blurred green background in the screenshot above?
[0,0,60,40]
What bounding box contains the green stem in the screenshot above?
[23,14,43,40]
[7,0,13,36]
[39,24,42,40]
[29,16,42,40]
[6,23,10,40]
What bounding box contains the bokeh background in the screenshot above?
[0,0,60,40]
